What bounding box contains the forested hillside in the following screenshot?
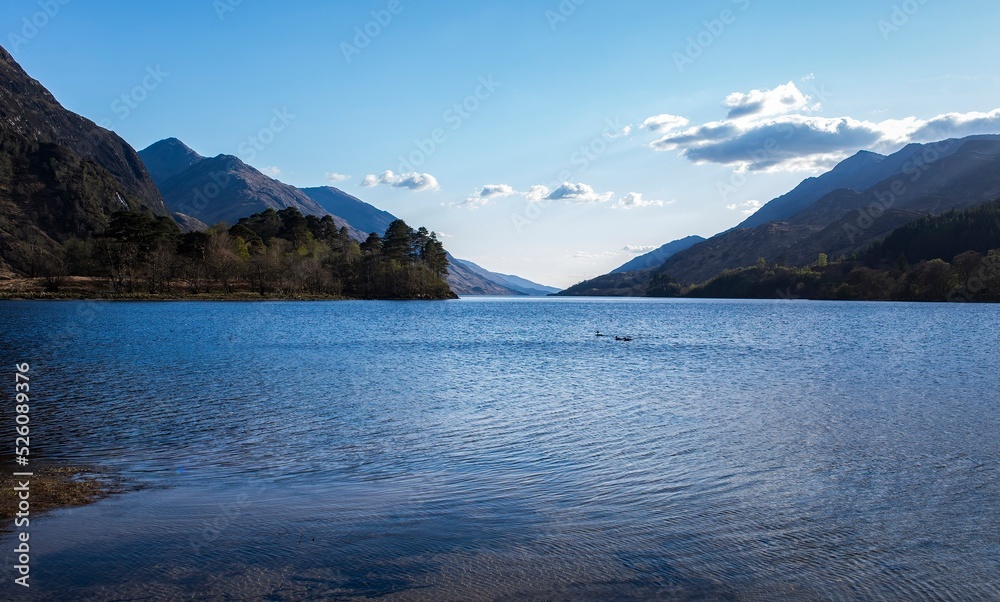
[26,208,453,299]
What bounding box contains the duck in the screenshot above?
[595,331,607,337]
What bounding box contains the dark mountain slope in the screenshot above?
[612,236,706,274]
[138,138,204,186]
[0,44,168,274]
[300,186,397,236]
[657,137,1000,284]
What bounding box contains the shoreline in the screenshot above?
[0,463,128,522]
[0,277,456,301]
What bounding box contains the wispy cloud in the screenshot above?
[726,200,762,215]
[645,81,1000,172]
[325,172,351,182]
[452,182,613,208]
[613,192,673,209]
[546,182,613,204]
[572,250,619,259]
[623,245,656,254]
[362,170,440,191]
[460,184,518,208]
[642,114,689,133]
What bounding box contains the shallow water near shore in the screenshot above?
[1,298,999,600]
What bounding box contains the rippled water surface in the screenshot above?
[1,298,999,600]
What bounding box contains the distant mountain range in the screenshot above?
[0,44,168,275]
[0,40,557,296]
[137,139,368,241]
[300,186,397,237]
[300,186,557,295]
[561,134,1000,295]
[612,236,706,273]
[137,137,555,296]
[448,257,561,296]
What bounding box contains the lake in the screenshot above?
[1,298,999,600]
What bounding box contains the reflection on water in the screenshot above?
[1,298,999,600]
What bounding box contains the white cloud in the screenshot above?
[623,245,656,254]
[525,185,550,202]
[645,81,1000,172]
[435,231,452,238]
[908,108,1000,141]
[459,184,518,208]
[546,182,613,204]
[613,192,673,209]
[605,124,634,139]
[260,166,281,177]
[642,114,689,133]
[573,250,619,259]
[362,170,440,191]
[723,81,813,120]
[325,172,350,182]
[452,182,613,208]
[726,200,763,215]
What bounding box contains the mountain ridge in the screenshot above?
[0,43,168,275]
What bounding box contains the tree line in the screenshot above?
[39,207,453,299]
[649,200,1000,302]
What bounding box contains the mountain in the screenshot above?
[300,184,558,295]
[444,253,523,295]
[300,186,397,236]
[736,150,913,229]
[448,257,560,296]
[560,135,1000,295]
[0,43,168,275]
[138,137,204,185]
[656,136,1000,284]
[136,139,550,296]
[612,236,706,273]
[137,140,367,241]
[682,200,1000,303]
[172,212,208,233]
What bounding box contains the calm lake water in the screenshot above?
[1,298,999,601]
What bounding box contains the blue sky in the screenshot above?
[4,0,1000,287]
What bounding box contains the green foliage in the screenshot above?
[52,208,453,299]
[865,199,1000,267]
[686,265,822,300]
[666,200,1000,303]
